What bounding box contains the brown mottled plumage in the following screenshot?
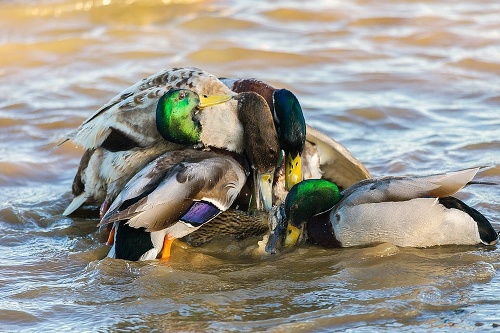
[184,209,268,247]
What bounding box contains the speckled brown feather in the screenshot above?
[184,209,268,246]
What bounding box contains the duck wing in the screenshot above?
[338,167,480,207]
[99,150,247,232]
[305,125,370,189]
[65,67,234,150]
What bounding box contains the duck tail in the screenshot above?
[63,193,88,216]
[427,167,479,197]
[438,197,498,245]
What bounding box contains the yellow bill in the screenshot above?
[198,94,233,108]
[284,224,302,247]
[285,153,302,191]
[258,171,274,212]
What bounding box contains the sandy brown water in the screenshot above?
[1,0,499,331]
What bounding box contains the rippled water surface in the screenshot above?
[1,0,499,331]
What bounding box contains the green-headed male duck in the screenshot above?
[174,77,372,247]
[220,78,370,197]
[64,69,369,219]
[99,91,280,261]
[63,67,237,217]
[221,78,306,190]
[266,168,498,253]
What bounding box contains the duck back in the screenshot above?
[331,197,485,247]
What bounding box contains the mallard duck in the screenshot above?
[67,67,239,150]
[64,70,370,217]
[221,78,306,190]
[175,78,371,247]
[220,78,370,194]
[63,67,238,216]
[101,149,247,261]
[266,168,498,253]
[100,91,280,261]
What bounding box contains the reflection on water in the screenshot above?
[1,0,499,331]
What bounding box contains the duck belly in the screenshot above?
[332,198,482,247]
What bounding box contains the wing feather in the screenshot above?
[306,125,370,189]
[65,67,234,149]
[99,150,247,232]
[339,168,480,207]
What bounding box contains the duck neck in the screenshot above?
[198,98,243,153]
[236,92,280,211]
[231,79,276,114]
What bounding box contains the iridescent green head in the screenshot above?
[156,89,232,144]
[284,179,341,228]
[265,179,342,254]
[273,89,306,156]
[273,89,306,190]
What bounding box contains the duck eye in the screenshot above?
[178,91,186,100]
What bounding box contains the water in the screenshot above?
[1,0,499,331]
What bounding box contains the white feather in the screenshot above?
[63,193,88,216]
[332,198,481,247]
[139,229,169,260]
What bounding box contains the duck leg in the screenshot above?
[160,236,176,261]
[106,224,116,246]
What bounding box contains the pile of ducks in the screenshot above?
[61,67,498,261]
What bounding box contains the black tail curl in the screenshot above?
[438,197,498,245]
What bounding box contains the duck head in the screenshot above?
[273,89,306,190]
[236,91,280,211]
[224,79,306,191]
[265,179,342,254]
[156,89,232,144]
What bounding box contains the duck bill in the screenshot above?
[265,205,287,254]
[285,153,302,191]
[198,94,233,108]
[257,171,274,211]
[265,205,304,254]
[285,224,303,246]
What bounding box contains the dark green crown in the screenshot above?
[285,179,342,227]
[273,89,306,157]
